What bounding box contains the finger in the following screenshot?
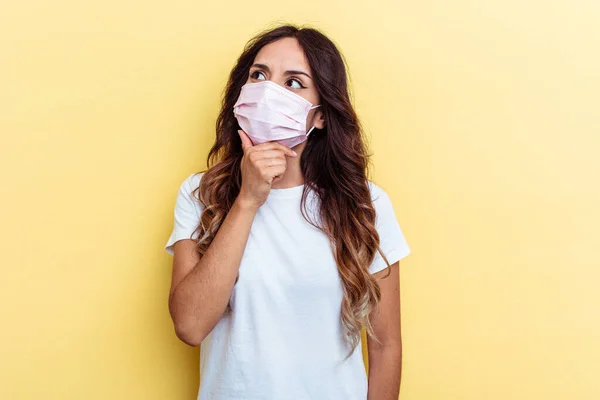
[238,130,254,151]
[249,150,288,161]
[265,165,287,180]
[256,158,287,168]
[253,141,297,157]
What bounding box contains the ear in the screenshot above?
[313,108,326,130]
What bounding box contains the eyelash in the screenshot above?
[287,77,306,89]
[250,70,306,89]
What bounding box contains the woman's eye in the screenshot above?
[286,79,305,89]
[251,71,266,80]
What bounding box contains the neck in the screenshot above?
[270,141,307,189]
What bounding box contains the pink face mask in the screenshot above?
[233,80,321,148]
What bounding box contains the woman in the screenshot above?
[165,25,411,400]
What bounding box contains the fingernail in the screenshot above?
[292,150,297,156]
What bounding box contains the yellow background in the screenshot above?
[1,1,599,399]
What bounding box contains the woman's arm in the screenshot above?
[367,261,403,400]
[168,197,258,346]
[168,130,296,347]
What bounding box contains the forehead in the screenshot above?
[253,37,311,72]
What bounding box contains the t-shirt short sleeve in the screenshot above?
[164,173,205,256]
[368,182,411,274]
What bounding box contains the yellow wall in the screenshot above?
[1,1,598,399]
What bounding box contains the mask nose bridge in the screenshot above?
[247,81,318,110]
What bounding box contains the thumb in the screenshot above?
[238,129,254,151]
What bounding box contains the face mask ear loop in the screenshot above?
[306,105,321,137]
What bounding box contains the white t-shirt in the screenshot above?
[165,172,411,400]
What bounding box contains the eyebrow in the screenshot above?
[251,63,312,80]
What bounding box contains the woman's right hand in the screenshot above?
[236,129,297,210]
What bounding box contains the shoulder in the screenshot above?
[174,172,206,213]
[180,172,204,192]
[177,172,206,200]
[367,180,391,204]
[366,180,411,269]
[367,180,399,221]
[165,172,205,255]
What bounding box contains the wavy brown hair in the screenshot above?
[192,25,391,352]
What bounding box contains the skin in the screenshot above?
[368,262,403,399]
[168,37,402,399]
